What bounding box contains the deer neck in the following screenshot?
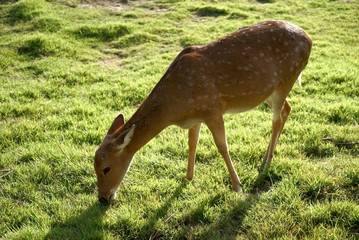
[121,91,171,154]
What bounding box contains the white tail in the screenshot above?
[298,72,303,86]
[94,20,312,202]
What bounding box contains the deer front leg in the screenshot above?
[262,100,292,170]
[205,114,242,192]
[186,123,201,180]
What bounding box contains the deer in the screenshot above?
[94,20,312,203]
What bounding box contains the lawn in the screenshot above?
[1,0,359,239]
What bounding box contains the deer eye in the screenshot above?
[103,167,111,175]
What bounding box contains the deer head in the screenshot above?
[94,114,136,203]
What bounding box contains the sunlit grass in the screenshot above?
[1,0,358,239]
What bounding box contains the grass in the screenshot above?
[1,0,359,239]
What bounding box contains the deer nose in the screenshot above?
[99,197,108,204]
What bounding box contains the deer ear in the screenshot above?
[113,124,136,150]
[107,114,125,135]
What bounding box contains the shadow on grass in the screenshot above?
[44,202,109,240]
[179,193,258,239]
[176,171,278,238]
[252,168,281,192]
[143,182,265,239]
[141,182,188,239]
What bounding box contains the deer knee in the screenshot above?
[281,101,292,119]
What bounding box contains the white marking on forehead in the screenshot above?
[188,98,194,104]
[260,52,264,57]
[177,84,182,90]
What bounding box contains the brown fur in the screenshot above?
[94,20,312,202]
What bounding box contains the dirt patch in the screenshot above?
[79,0,168,13]
[79,0,129,11]
[101,58,122,67]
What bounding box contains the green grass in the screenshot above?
[1,0,359,239]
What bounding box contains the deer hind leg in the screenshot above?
[205,113,242,192]
[186,123,201,180]
[261,98,292,170]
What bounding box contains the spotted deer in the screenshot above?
[94,20,312,203]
